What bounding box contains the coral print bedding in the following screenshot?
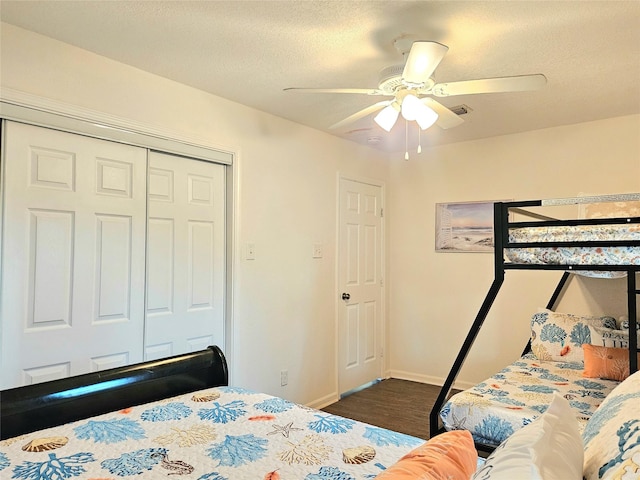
[0,386,424,480]
[440,310,634,448]
[505,223,640,278]
[582,370,640,480]
[440,352,620,447]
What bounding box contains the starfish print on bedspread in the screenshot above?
[268,422,304,438]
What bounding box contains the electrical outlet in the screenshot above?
[312,243,323,258]
[246,243,256,260]
[280,370,288,386]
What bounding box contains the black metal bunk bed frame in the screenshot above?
[429,197,640,453]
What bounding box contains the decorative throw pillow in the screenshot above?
[375,430,477,480]
[471,393,583,480]
[589,325,640,349]
[583,344,639,382]
[619,317,640,330]
[583,370,640,480]
[530,311,617,364]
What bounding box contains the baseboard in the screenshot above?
[304,372,475,411]
[306,392,339,410]
[386,369,476,391]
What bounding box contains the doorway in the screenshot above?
[337,176,384,394]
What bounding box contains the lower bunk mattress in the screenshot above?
[0,386,424,479]
[440,353,621,447]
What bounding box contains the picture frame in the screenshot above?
[435,200,507,253]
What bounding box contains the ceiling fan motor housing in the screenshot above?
[378,65,405,93]
[378,64,435,94]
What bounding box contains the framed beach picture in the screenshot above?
[435,200,505,252]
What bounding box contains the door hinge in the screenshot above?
[380,208,384,217]
[380,278,384,287]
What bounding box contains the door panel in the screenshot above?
[1,121,147,389]
[338,178,383,393]
[95,214,133,321]
[27,209,73,327]
[145,151,225,359]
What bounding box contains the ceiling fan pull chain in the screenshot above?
[405,119,409,160]
[417,127,422,154]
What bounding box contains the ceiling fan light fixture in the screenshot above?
[401,94,438,130]
[415,105,439,130]
[374,104,400,132]
[400,93,421,121]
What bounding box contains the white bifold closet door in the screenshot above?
[0,123,227,389]
[0,121,147,389]
[144,151,225,360]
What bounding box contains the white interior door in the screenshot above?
[145,151,225,360]
[338,177,384,394]
[0,121,147,389]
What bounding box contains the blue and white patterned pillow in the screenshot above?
[530,310,617,364]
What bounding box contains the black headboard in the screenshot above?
[0,345,228,440]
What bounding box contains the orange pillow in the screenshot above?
[375,430,477,480]
[583,344,640,381]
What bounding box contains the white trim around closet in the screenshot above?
[0,88,234,165]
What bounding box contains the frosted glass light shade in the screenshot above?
[415,105,438,130]
[401,94,422,121]
[402,94,438,130]
[374,105,400,132]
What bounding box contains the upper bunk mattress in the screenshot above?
[505,224,640,269]
[440,353,620,447]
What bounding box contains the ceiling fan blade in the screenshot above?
[422,98,465,129]
[402,41,449,84]
[432,74,547,97]
[284,87,386,96]
[330,101,392,130]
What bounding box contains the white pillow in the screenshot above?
[471,393,583,480]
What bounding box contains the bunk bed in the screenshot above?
[429,193,640,454]
[0,346,428,479]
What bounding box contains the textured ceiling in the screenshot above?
[1,1,639,153]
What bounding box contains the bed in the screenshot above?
[439,313,624,448]
[0,346,424,479]
[430,193,640,453]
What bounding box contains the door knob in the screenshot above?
[342,293,350,300]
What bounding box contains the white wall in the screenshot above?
[0,23,390,406]
[387,115,640,387]
[2,23,638,402]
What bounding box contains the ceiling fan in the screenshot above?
[284,38,547,133]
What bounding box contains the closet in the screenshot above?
[0,120,227,389]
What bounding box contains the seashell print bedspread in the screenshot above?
[440,353,621,447]
[0,386,424,480]
[505,224,640,267]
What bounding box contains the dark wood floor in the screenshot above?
[321,378,454,440]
